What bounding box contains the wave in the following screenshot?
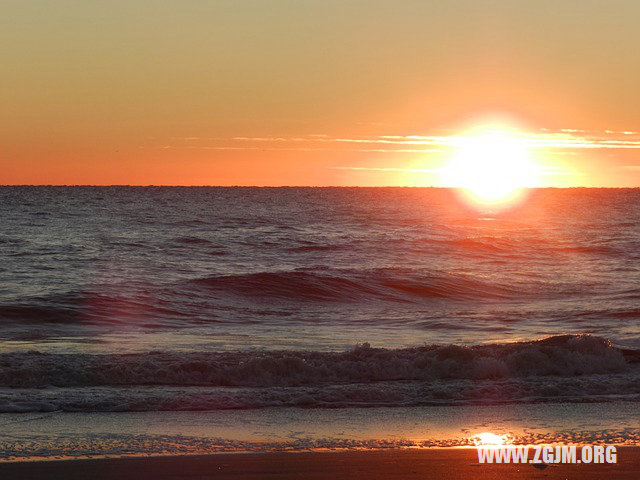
[192,271,379,302]
[191,270,516,303]
[0,335,638,412]
[0,265,621,327]
[0,335,630,389]
[0,292,187,326]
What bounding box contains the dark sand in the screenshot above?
[1,448,638,480]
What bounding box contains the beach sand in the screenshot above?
[1,448,638,480]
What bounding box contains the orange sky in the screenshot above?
[3,1,640,186]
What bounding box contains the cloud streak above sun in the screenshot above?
[164,128,640,152]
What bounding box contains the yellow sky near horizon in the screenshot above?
[3,0,640,186]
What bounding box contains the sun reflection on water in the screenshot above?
[471,432,513,446]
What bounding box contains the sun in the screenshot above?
[440,125,541,207]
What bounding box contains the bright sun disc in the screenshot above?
[441,126,540,207]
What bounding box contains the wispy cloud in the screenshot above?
[332,164,576,176]
[159,128,640,153]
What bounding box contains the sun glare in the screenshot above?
[472,432,510,446]
[441,125,541,208]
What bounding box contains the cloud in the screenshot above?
[228,130,640,150]
[157,128,640,153]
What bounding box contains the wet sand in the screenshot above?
[1,448,638,480]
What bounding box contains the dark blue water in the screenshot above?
[1,187,640,411]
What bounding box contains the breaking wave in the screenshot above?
[1,335,638,412]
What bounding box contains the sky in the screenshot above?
[3,0,640,186]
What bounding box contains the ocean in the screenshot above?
[1,186,640,458]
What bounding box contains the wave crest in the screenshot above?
[192,270,515,303]
[0,335,629,389]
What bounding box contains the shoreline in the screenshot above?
[1,448,638,479]
[2,403,639,459]
[0,443,637,464]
